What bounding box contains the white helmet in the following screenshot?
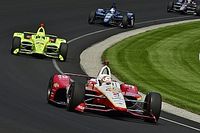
[99,74,112,84]
[110,8,115,14]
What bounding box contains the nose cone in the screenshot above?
[104,18,109,23]
[34,42,45,54]
[104,13,112,23]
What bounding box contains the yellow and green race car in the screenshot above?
[11,24,68,61]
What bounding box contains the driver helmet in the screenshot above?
[99,74,112,84]
[110,8,115,14]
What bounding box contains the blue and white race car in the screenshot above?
[167,0,200,15]
[88,3,135,28]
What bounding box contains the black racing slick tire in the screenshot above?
[11,37,21,54]
[167,1,174,12]
[88,11,96,24]
[59,43,68,62]
[122,15,128,28]
[143,92,162,123]
[47,76,53,104]
[195,5,200,15]
[66,82,85,112]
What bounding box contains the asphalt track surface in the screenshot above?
[0,0,200,133]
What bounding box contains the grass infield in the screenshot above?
[103,21,200,114]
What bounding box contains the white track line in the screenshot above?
[52,16,200,131]
[52,59,64,74]
[68,27,116,43]
[160,117,200,132]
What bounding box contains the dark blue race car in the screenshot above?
[88,4,135,28]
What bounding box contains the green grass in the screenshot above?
[103,21,200,114]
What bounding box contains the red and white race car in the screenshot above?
[47,65,162,123]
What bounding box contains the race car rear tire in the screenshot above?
[66,82,85,111]
[88,11,96,24]
[143,92,162,123]
[122,15,128,28]
[167,1,174,12]
[47,76,53,104]
[11,37,21,54]
[59,43,68,62]
[195,5,200,15]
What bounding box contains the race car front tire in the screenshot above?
[143,92,162,123]
[122,15,128,28]
[59,43,68,62]
[47,76,53,104]
[66,82,85,111]
[88,11,96,24]
[11,37,21,54]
